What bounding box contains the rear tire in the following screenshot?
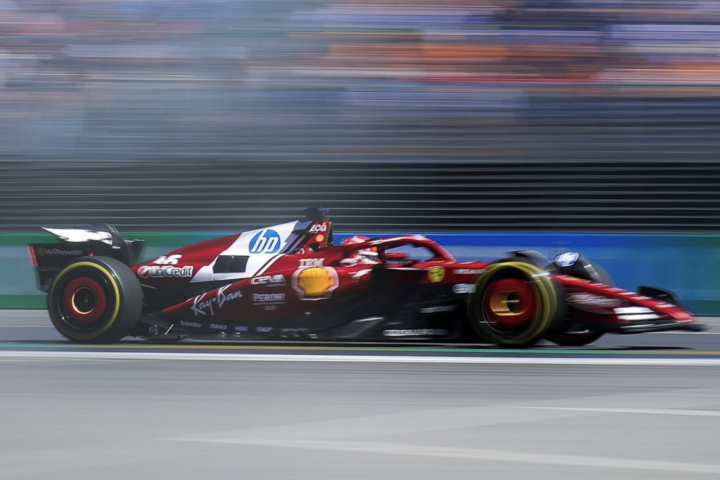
[47,256,142,343]
[468,259,561,348]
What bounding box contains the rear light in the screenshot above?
[27,245,38,267]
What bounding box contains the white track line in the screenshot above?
[168,438,720,475]
[1,350,720,366]
[516,406,720,417]
[0,325,55,328]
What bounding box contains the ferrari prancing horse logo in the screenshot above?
[427,266,445,283]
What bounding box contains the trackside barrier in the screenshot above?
[1,233,718,315]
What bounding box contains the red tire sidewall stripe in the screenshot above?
[61,277,107,326]
[484,277,537,329]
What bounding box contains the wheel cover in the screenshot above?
[61,278,107,326]
[483,278,537,330]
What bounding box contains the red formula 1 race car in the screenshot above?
[28,208,704,347]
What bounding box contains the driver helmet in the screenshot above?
[341,235,378,263]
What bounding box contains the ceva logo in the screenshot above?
[249,229,281,254]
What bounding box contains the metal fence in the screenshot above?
[1,160,718,233]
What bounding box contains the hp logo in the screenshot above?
[249,229,281,254]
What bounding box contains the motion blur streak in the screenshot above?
[1,1,720,233]
[2,0,720,163]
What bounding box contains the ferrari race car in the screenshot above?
[28,208,704,347]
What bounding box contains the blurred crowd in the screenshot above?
[1,0,719,160]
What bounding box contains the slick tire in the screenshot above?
[468,259,562,348]
[47,256,142,344]
[545,259,614,347]
[544,329,605,347]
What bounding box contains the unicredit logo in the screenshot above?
[137,265,193,278]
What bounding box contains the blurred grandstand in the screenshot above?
[0,0,719,232]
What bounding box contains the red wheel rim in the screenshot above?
[61,278,107,326]
[483,278,537,329]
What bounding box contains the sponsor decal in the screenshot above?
[253,293,286,304]
[251,274,286,286]
[309,224,327,233]
[453,268,484,275]
[152,254,182,265]
[38,266,60,272]
[555,252,580,267]
[614,306,661,321]
[234,326,250,333]
[137,265,194,278]
[191,285,242,316]
[299,258,325,268]
[567,293,621,308]
[315,235,325,242]
[210,324,228,330]
[452,283,476,294]
[427,266,445,283]
[36,247,84,257]
[249,229,281,254]
[180,320,202,328]
[217,285,242,308]
[293,267,339,301]
[192,293,215,316]
[256,327,273,333]
[383,329,449,337]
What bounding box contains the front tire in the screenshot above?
[47,256,142,343]
[544,328,604,347]
[545,258,614,347]
[468,259,561,348]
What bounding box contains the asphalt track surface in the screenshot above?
[2,311,720,480]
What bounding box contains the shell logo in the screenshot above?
[293,267,339,300]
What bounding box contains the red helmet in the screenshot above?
[340,236,378,264]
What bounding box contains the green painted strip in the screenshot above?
[0,296,45,309]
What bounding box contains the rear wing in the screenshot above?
[291,207,334,250]
[28,225,144,292]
